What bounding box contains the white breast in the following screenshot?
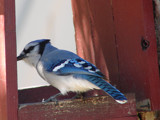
[36,61,46,79]
[43,71,100,95]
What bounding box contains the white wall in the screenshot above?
[16,0,76,89]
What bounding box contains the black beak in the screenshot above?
[17,54,26,61]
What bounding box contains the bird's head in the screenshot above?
[17,39,50,67]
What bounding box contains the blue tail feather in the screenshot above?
[73,74,127,104]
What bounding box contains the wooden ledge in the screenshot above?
[18,93,138,120]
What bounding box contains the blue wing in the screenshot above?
[46,58,105,78]
[74,74,127,104]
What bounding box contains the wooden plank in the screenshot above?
[141,0,160,111]
[0,0,18,120]
[19,94,138,120]
[112,0,160,110]
[87,0,120,87]
[71,0,124,98]
[71,0,109,79]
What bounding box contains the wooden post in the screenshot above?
[0,0,18,120]
[112,0,160,110]
[71,0,109,79]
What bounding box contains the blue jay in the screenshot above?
[17,39,127,104]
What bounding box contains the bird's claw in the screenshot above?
[42,93,62,104]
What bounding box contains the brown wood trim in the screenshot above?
[19,94,137,120]
[0,0,18,119]
[71,0,109,80]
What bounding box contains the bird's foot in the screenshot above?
[71,93,85,100]
[42,93,62,104]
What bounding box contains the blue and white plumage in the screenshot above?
[17,39,127,104]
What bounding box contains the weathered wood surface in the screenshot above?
[19,94,138,120]
[112,0,160,110]
[0,0,18,120]
[72,0,160,111]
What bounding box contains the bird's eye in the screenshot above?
[23,46,34,54]
[28,46,34,51]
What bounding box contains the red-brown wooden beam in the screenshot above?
[19,94,138,120]
[72,0,160,111]
[0,0,18,120]
[71,0,109,80]
[112,0,160,110]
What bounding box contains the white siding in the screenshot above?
[16,0,76,89]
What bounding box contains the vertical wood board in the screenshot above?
[0,0,18,120]
[112,0,160,110]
